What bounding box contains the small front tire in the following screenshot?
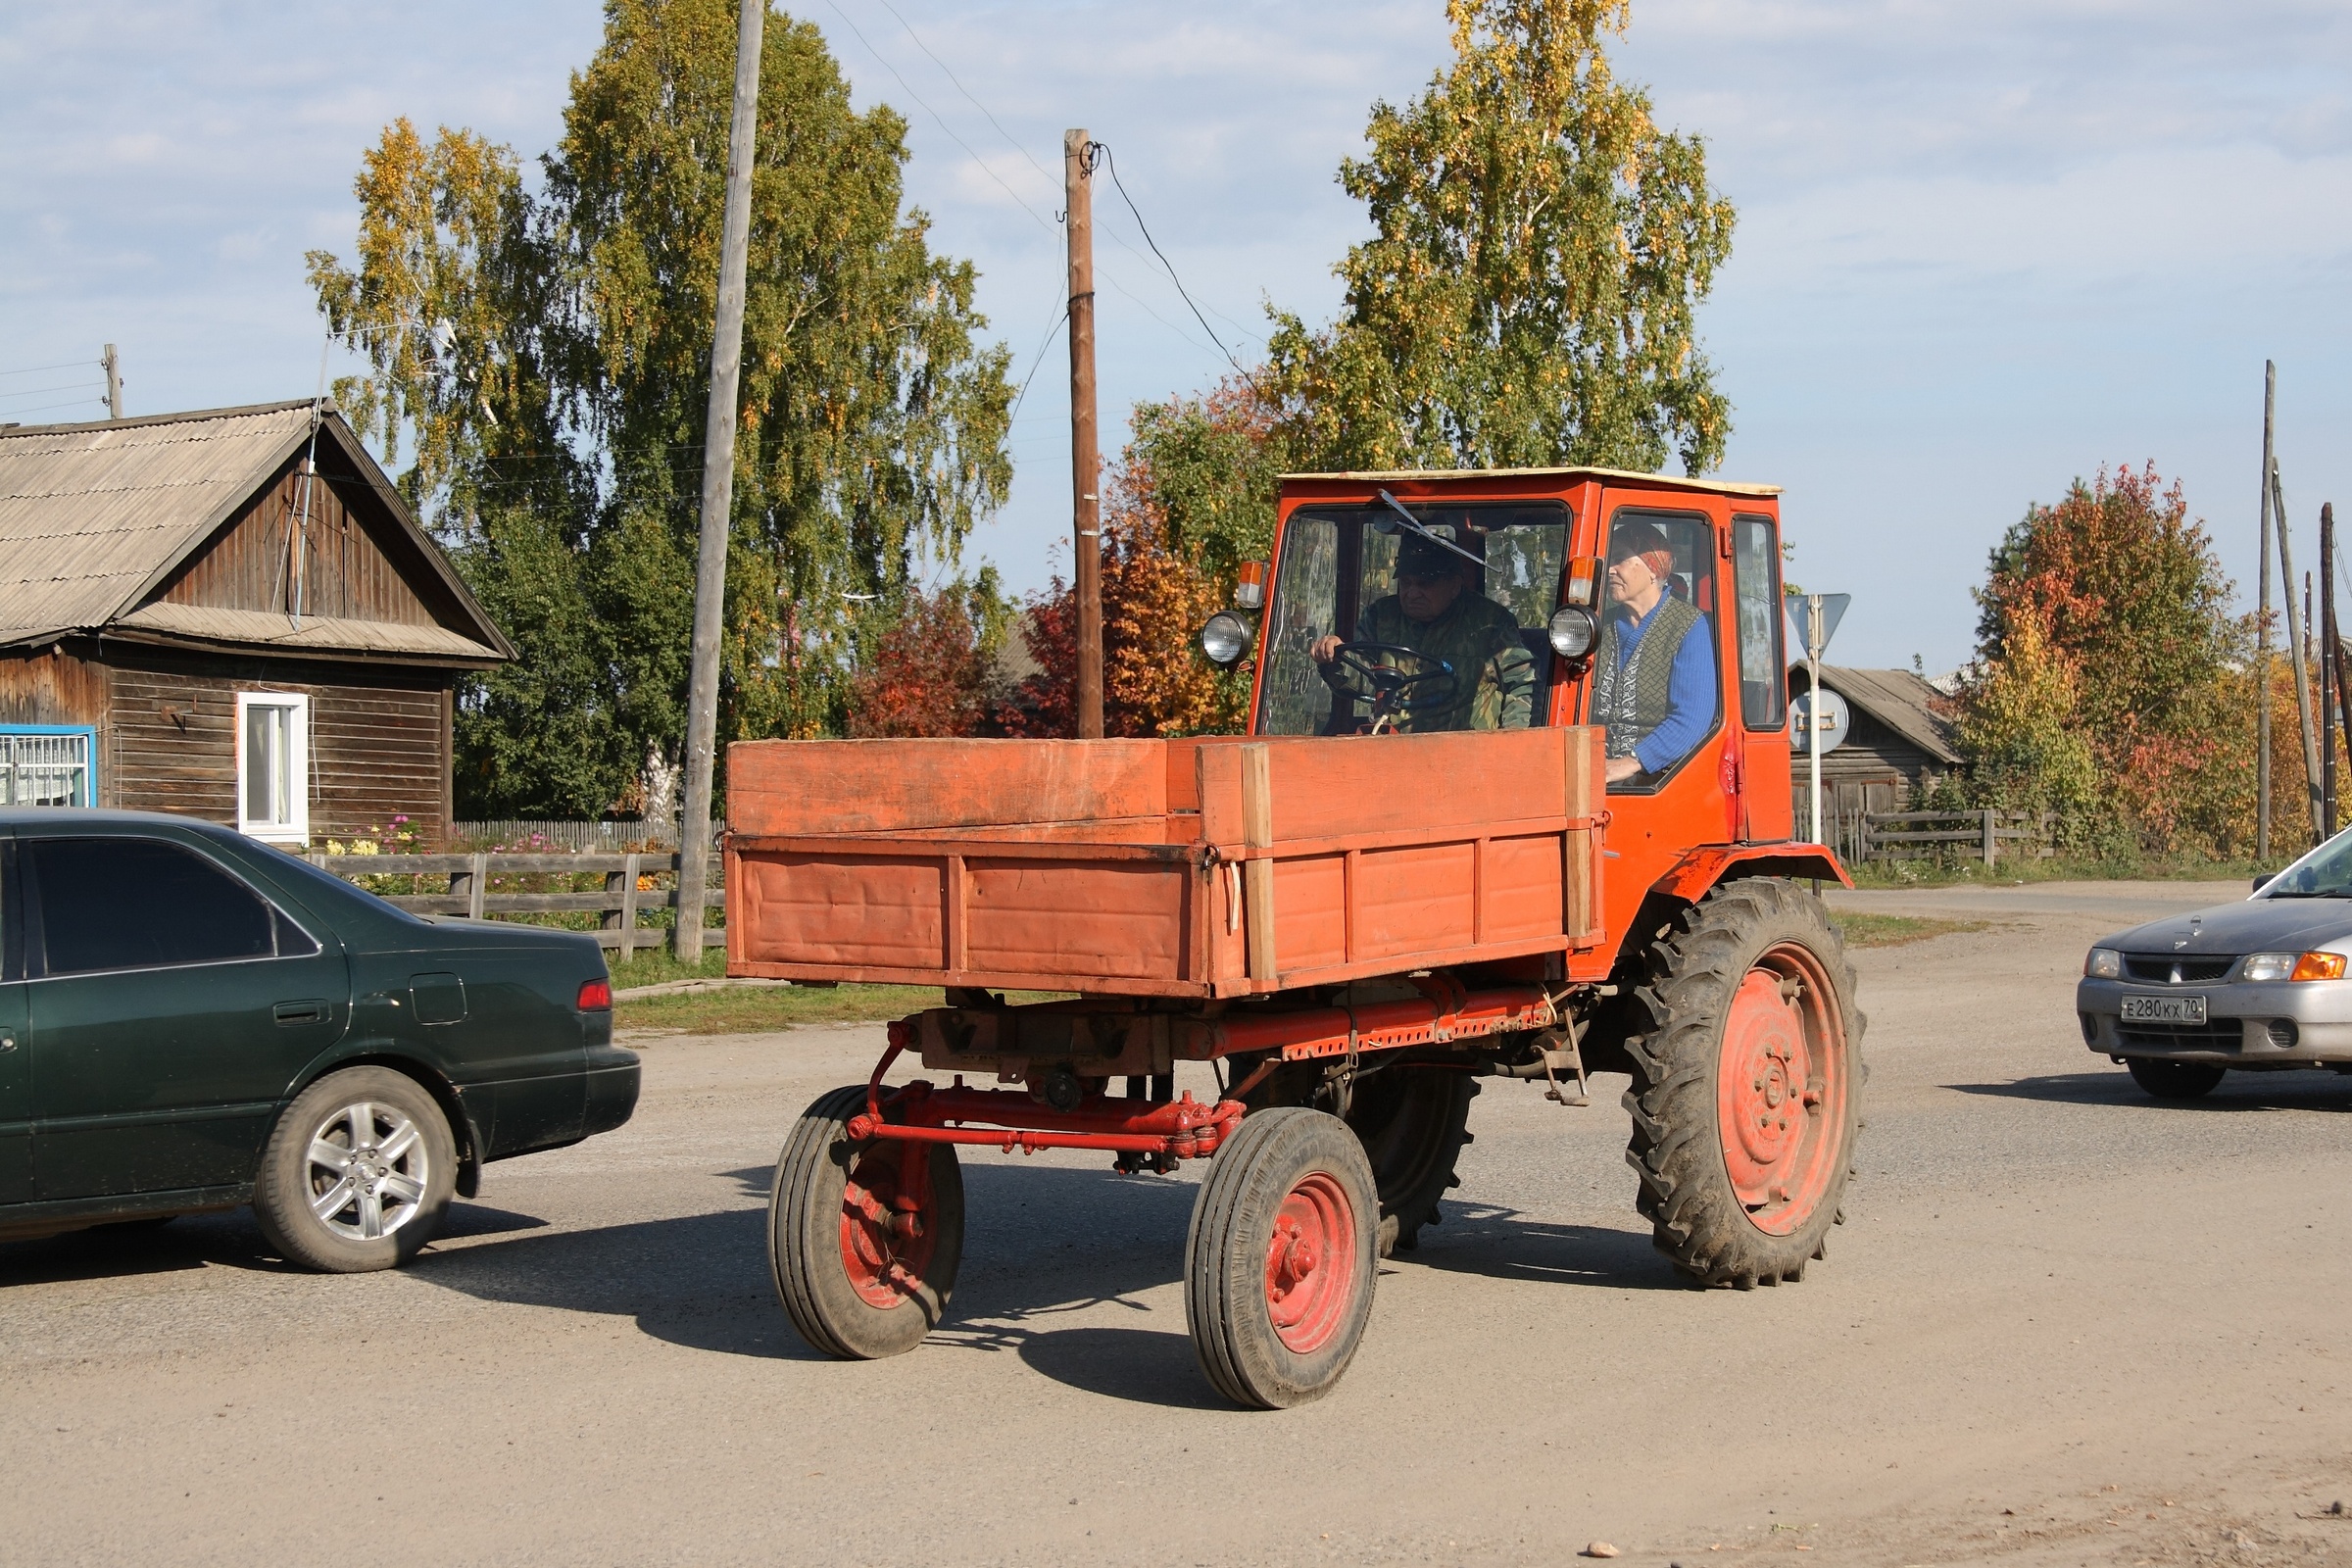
[2126,1056,2226,1100]
[769,1086,964,1359]
[254,1066,456,1273]
[1185,1106,1379,1409]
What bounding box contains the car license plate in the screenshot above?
[2120,993,2208,1026]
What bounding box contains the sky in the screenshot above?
[3,0,2348,674]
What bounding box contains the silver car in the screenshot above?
[2079,830,2352,1099]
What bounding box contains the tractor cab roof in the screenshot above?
[1278,466,1781,501]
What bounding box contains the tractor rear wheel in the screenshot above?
[1344,1066,1476,1256]
[769,1085,964,1358]
[1185,1106,1379,1408]
[1623,878,1864,1288]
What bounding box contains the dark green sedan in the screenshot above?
[0,808,639,1271]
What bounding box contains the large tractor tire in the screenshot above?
[1186,1106,1379,1409]
[1623,878,1865,1288]
[1343,1066,1477,1256]
[769,1086,964,1358]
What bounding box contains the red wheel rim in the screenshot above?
[837,1142,939,1309]
[1715,942,1847,1236]
[1263,1170,1357,1354]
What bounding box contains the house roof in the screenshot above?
[1279,466,1781,499]
[0,400,512,662]
[1794,663,1963,765]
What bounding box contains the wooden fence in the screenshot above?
[1842,809,2057,865]
[450,820,709,851]
[308,851,723,958]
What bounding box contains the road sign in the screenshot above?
[1785,591,1850,661]
[1791,688,1851,753]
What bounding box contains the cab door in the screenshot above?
[1586,495,1739,926]
[0,839,29,1204]
[23,830,349,1200]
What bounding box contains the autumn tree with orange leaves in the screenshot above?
[1957,464,2268,858]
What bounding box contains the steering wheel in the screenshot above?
[1329,641,1459,723]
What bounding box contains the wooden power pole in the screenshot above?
[2325,505,2338,835]
[2278,459,2324,845]
[1065,128,1103,739]
[2257,361,2274,859]
[673,0,764,962]
[102,344,122,420]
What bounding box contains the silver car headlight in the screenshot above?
[2244,951,2348,982]
[2084,948,2122,979]
[1200,612,1253,666]
[1547,606,1596,658]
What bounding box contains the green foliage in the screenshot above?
[1264,0,1735,475]
[308,2,1012,815]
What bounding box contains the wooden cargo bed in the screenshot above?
[724,728,1605,999]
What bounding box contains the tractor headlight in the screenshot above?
[2083,948,2122,979]
[1547,606,1596,658]
[1200,612,1253,666]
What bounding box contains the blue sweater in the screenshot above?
[1610,596,1718,774]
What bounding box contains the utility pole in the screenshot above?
[2328,504,2351,836]
[1064,128,1103,739]
[2324,508,2337,835]
[102,344,122,420]
[2258,362,2275,859]
[673,0,763,962]
[2277,460,2323,845]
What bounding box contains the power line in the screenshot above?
[0,379,105,401]
[1004,276,1068,429]
[0,361,95,378]
[1091,141,1252,379]
[868,0,1060,202]
[816,0,1055,232]
[0,396,111,420]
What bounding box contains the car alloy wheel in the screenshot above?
[304,1099,431,1243]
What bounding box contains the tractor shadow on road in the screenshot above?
[1401,1200,1683,1291]
[1947,1070,2352,1113]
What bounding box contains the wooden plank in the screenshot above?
[725,737,1170,836]
[1563,724,1601,944]
[1241,743,1278,981]
[944,854,969,972]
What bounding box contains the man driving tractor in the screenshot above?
[1308,529,1537,732]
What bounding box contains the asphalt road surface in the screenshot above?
[7,879,2352,1567]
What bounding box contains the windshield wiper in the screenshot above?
[2261,889,2352,898]
[1375,489,1488,570]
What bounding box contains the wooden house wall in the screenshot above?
[153,458,457,628]
[1788,710,1944,816]
[102,650,453,841]
[0,644,106,727]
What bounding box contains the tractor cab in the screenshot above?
[1206,466,1825,936]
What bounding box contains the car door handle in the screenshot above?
[273,1001,328,1025]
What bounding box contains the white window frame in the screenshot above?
[234,691,311,844]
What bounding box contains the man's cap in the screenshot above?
[1397,528,1476,578]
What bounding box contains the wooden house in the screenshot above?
[0,400,513,844]
[1787,663,1962,817]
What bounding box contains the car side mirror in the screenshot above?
[2251,872,2275,892]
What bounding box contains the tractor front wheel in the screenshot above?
[769,1085,964,1358]
[1185,1106,1379,1408]
[1624,878,1865,1288]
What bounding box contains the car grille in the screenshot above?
[2118,1020,2242,1051]
[2123,954,2236,984]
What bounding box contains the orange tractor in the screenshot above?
[725,466,1863,1406]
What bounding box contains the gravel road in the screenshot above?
[6,879,2350,1567]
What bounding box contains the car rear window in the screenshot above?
[29,837,277,976]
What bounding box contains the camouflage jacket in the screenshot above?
[1320,592,1536,732]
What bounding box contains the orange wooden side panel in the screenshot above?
[724,728,1603,998]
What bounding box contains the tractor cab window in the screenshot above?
[1591,511,1723,792]
[1254,502,1569,736]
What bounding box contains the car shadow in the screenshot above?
[1947,1070,2352,1112]
[0,1200,553,1286]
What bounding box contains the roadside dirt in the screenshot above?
[5,878,2349,1566]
